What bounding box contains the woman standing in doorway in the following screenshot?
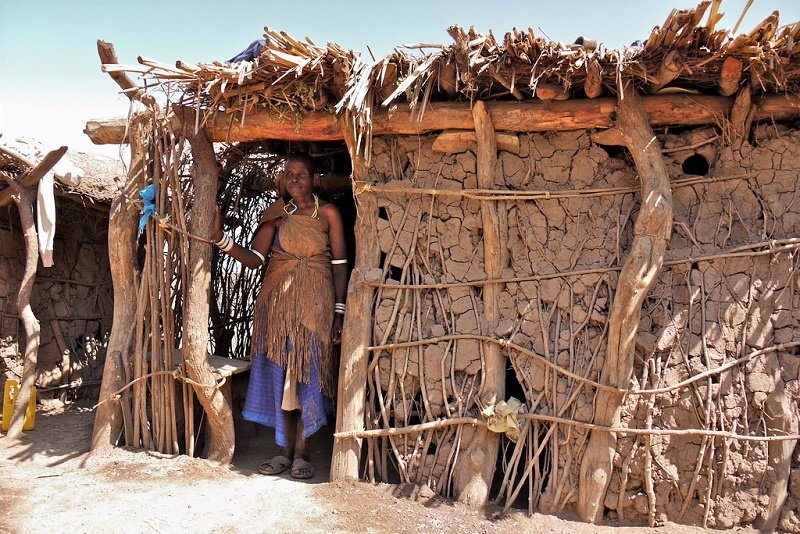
[213,153,348,479]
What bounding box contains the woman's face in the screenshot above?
[282,160,314,199]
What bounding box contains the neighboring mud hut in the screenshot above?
[87,2,800,530]
[0,144,118,419]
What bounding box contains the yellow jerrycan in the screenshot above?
[2,379,36,432]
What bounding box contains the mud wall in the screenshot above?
[0,201,112,397]
[364,126,800,529]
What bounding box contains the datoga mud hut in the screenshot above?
[86,2,800,529]
[1,142,119,434]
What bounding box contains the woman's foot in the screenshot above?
[258,455,292,475]
[290,458,314,480]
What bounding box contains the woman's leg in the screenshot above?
[281,410,298,459]
[290,414,313,479]
[294,415,308,461]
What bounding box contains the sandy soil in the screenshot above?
[1,402,732,534]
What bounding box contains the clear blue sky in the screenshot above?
[1,1,798,156]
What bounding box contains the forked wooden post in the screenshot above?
[577,83,673,522]
[92,40,152,451]
[330,114,380,480]
[182,128,235,463]
[2,185,39,439]
[3,147,67,439]
[453,100,505,506]
[92,115,148,450]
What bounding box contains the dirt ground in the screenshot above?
[0,401,748,534]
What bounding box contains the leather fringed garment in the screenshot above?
[250,201,336,398]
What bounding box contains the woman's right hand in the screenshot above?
[212,206,224,242]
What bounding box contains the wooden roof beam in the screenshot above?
[85,94,800,145]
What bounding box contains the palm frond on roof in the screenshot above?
[106,2,800,134]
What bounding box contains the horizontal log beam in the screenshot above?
[433,130,521,154]
[85,118,129,145]
[85,94,800,145]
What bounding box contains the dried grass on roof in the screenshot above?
[114,1,800,122]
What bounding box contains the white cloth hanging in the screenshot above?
[36,169,56,268]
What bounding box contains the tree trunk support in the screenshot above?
[453,100,505,506]
[3,184,40,439]
[330,113,381,481]
[3,147,67,438]
[577,83,674,523]
[91,115,148,450]
[182,129,235,463]
[91,40,153,452]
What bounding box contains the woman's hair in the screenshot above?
[285,152,316,174]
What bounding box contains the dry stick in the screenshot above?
[616,437,641,520]
[555,428,589,513]
[548,309,562,511]
[132,268,147,447]
[372,324,410,481]
[112,351,134,445]
[164,134,180,456]
[494,387,545,505]
[363,240,800,290]
[175,141,196,456]
[702,413,718,528]
[550,423,573,513]
[147,225,164,452]
[504,421,560,514]
[335,412,800,442]
[644,356,659,527]
[153,137,171,454]
[366,432,376,483]
[494,415,533,504]
[661,134,720,154]
[532,421,545,512]
[356,172,750,202]
[368,335,800,398]
[447,422,464,496]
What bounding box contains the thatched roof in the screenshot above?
[113,1,799,120]
[64,151,124,205]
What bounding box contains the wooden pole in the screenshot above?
[85,94,800,146]
[452,100,505,506]
[577,82,673,523]
[584,59,603,99]
[330,112,381,481]
[3,147,66,438]
[432,130,520,155]
[730,84,754,150]
[182,127,235,463]
[2,183,40,439]
[718,56,743,96]
[91,115,148,451]
[91,40,152,452]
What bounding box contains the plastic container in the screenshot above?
[2,379,36,432]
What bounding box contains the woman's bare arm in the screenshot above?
[213,206,274,269]
[322,203,348,343]
[322,204,348,304]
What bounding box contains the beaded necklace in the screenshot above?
[284,193,320,219]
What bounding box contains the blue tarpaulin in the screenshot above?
[138,183,157,233]
[229,40,265,63]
